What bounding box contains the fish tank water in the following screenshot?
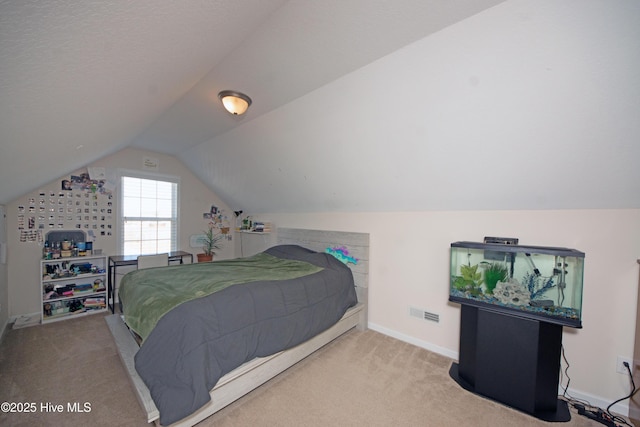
[449,241,585,328]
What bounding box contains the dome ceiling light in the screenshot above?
[218,90,252,115]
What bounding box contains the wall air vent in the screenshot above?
[409,306,440,323]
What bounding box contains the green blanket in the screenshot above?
[119,252,322,341]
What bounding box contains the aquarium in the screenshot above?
[449,241,584,328]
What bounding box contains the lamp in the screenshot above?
[218,90,252,115]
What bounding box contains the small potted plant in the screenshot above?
[197,225,225,262]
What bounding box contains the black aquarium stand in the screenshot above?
[449,305,570,422]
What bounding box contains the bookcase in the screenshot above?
[40,255,107,323]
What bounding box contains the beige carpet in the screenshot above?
[0,313,605,426]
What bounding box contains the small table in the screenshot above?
[107,251,193,313]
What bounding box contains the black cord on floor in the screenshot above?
[560,345,636,427]
[605,362,638,426]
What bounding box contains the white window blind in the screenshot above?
[120,175,178,256]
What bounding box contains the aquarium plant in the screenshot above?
[523,272,555,300]
[453,264,484,296]
[483,263,509,294]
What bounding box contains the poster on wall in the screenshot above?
[17,168,115,244]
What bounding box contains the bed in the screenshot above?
[106,228,369,426]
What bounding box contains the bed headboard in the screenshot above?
[276,228,369,325]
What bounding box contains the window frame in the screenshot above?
[117,169,180,256]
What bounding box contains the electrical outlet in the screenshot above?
[617,356,632,374]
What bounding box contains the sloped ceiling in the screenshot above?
[180,0,640,213]
[2,0,639,213]
[0,0,506,206]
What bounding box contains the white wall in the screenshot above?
[259,209,640,413]
[6,147,234,317]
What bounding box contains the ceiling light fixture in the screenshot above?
[218,90,252,116]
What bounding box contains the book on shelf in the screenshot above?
[250,222,272,232]
[74,283,93,292]
[83,298,106,309]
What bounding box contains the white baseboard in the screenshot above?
[367,322,629,418]
[369,322,459,360]
[560,387,629,418]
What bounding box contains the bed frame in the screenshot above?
[106,228,369,426]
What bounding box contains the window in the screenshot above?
[120,174,178,256]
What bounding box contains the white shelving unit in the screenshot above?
[40,255,107,323]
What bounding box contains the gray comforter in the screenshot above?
[132,245,357,425]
